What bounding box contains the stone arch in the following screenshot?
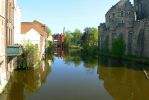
[137,29,144,56]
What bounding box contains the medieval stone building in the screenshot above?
[98,0,149,57]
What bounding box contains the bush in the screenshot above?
[17,41,39,69]
[112,37,126,56]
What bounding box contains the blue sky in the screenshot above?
[18,0,133,33]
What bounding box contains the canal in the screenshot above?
[0,50,149,100]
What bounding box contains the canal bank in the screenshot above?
[99,52,149,65]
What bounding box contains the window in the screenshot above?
[122,20,124,23]
[128,11,130,15]
[128,32,133,54]
[11,29,13,45]
[112,13,115,17]
[121,11,124,17]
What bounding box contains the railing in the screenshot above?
[7,45,23,57]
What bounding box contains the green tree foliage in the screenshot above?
[47,27,52,37]
[17,41,39,69]
[112,36,126,56]
[81,27,98,54]
[64,31,72,48]
[71,29,82,45]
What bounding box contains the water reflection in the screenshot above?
[0,59,51,100]
[1,50,149,100]
[98,56,149,100]
[57,50,98,69]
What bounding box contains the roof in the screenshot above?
[21,20,48,37]
[106,0,133,15]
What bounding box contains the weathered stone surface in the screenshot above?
[99,0,149,58]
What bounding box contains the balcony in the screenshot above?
[7,45,23,57]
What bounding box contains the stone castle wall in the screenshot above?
[99,0,149,58]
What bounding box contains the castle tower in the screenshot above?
[134,0,149,20]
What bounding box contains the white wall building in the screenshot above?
[14,0,22,44]
[21,28,41,46]
[21,21,48,58]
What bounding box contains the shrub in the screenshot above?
[112,36,126,56]
[17,41,39,69]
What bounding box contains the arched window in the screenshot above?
[137,29,144,56]
[122,20,124,23]
[112,13,115,17]
[128,32,133,55]
[121,11,124,17]
[105,35,109,50]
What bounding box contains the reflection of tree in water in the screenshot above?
[63,50,98,69]
[81,55,98,69]
[97,56,149,100]
[64,52,72,65]
[2,60,52,100]
[62,50,82,66]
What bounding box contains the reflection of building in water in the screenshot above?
[97,58,149,100]
[55,49,65,58]
[52,33,65,49]
[0,60,51,100]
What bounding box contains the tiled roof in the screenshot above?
[21,20,48,36]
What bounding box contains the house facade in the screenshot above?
[99,0,149,58]
[0,0,8,92]
[21,20,48,58]
[0,0,7,70]
[14,0,21,44]
[0,0,22,93]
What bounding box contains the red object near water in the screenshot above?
[60,34,64,43]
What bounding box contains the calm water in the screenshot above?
[1,50,149,100]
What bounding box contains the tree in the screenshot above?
[71,29,82,45]
[81,27,98,54]
[64,31,72,48]
[112,36,126,56]
[47,27,52,37]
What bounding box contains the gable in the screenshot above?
[22,28,40,41]
[21,20,48,37]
